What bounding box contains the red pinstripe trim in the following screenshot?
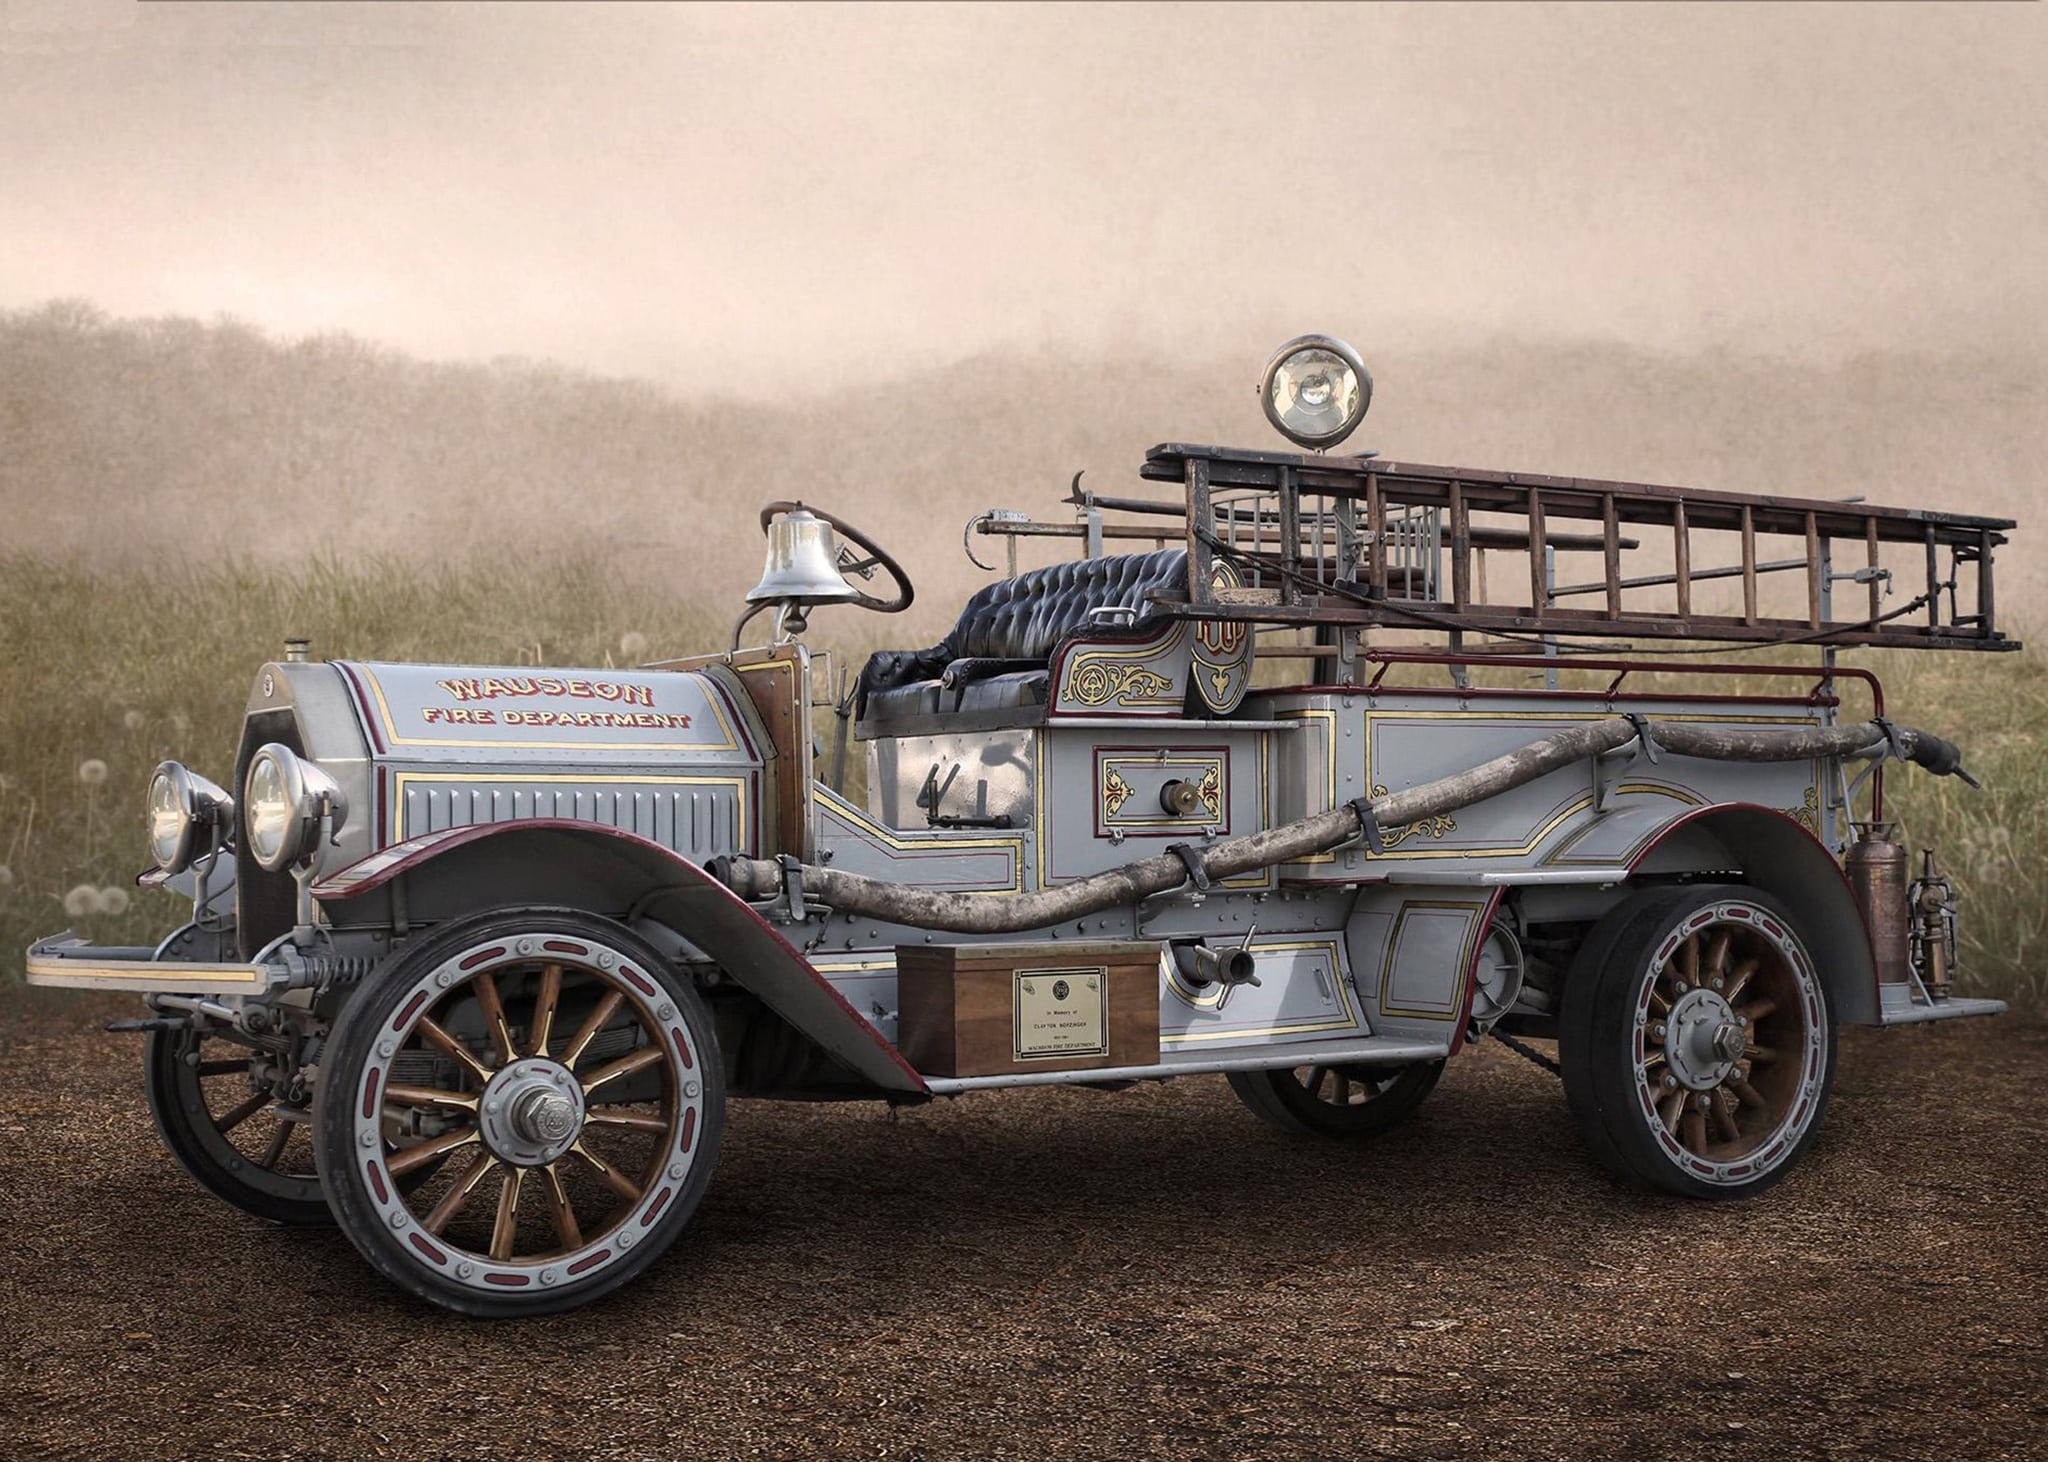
[337,661,388,754]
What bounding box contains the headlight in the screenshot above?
[1259,334,1371,450]
[147,761,235,876]
[243,744,347,873]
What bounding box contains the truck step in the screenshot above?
[921,1032,1451,1094]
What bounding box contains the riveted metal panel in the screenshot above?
[1159,938,1365,1046]
[1256,689,1823,882]
[1346,888,1495,1045]
[1037,725,1272,888]
[815,786,1025,894]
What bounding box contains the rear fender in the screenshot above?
[314,821,927,1094]
[1624,804,1879,1025]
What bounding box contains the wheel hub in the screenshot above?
[477,1058,586,1166]
[1665,987,1744,1090]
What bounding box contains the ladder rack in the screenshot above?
[1106,443,2021,653]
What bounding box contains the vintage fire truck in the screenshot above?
[28,336,2014,1315]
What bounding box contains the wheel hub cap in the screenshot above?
[513,1088,578,1144]
[478,1058,586,1166]
[1666,988,1743,1090]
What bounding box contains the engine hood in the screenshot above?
[334,661,761,768]
[233,658,771,959]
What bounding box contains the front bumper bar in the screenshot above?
[24,932,269,995]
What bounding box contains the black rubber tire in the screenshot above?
[1553,885,1697,1189]
[1227,1059,1446,1139]
[1559,883,1837,1200]
[144,1026,332,1227]
[314,908,725,1317]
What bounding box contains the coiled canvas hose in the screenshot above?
[713,718,1972,935]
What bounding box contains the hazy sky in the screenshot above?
[2,2,2042,393]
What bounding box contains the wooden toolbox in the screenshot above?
[895,941,1161,1078]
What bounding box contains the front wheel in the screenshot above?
[314,908,724,1316]
[1559,885,1835,1199]
[145,1025,331,1226]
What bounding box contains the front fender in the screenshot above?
[314,821,928,1095]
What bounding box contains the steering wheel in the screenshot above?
[758,501,915,614]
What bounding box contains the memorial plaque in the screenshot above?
[895,941,1161,1078]
[1011,968,1107,1060]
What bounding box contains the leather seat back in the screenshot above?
[858,549,1187,713]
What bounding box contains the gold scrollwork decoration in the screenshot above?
[1782,784,1820,833]
[1196,764,1222,819]
[1071,661,1176,708]
[1368,784,1458,850]
[1102,766,1134,818]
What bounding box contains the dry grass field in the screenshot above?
[2,555,2038,1022]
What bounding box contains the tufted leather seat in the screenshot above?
[857,548,1187,717]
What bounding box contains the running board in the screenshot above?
[1876,987,2007,1025]
[920,1033,1451,1095]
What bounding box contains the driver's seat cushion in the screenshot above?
[858,548,1187,717]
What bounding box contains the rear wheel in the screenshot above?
[314,908,724,1316]
[1227,1059,1445,1139]
[1559,885,1835,1199]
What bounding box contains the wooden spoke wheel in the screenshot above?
[1227,1058,1445,1139]
[315,909,724,1316]
[1560,885,1835,1199]
[145,1026,330,1226]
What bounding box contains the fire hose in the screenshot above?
[711,717,1973,935]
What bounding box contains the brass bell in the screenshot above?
[746,506,861,607]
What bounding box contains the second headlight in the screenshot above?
[147,761,235,876]
[243,744,348,872]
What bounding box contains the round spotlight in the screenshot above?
[1259,334,1372,450]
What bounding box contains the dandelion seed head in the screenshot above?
[63,884,103,918]
[77,758,109,787]
[123,710,145,732]
[0,864,13,890]
[619,631,649,660]
[99,886,131,916]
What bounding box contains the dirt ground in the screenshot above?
[1,1001,2042,1461]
